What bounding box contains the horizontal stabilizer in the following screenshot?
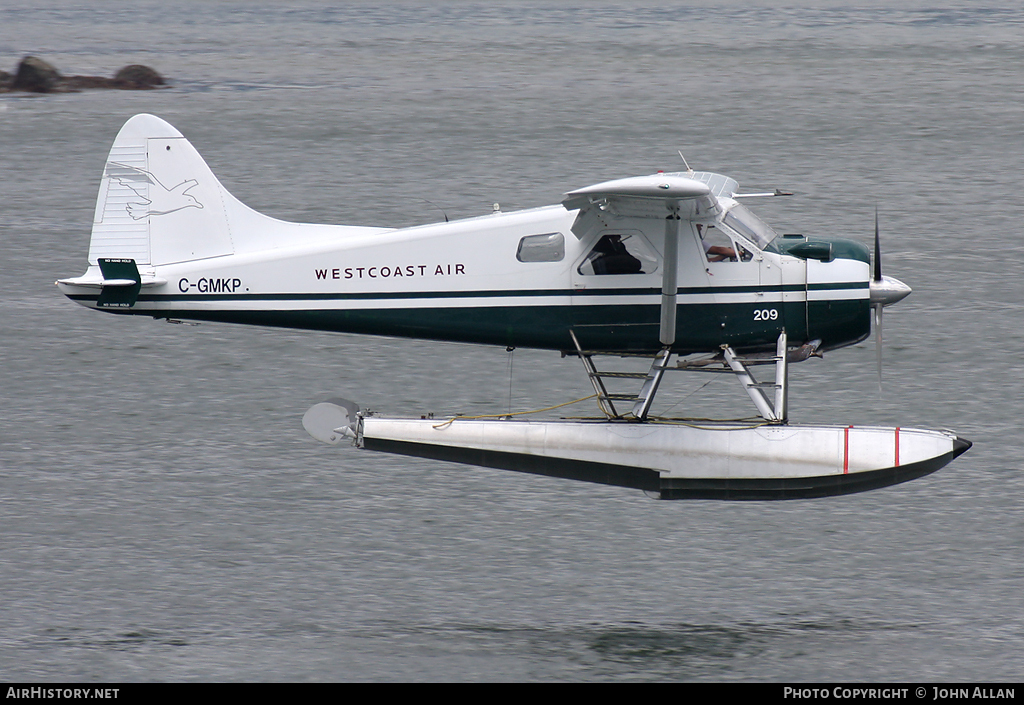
[96,258,141,308]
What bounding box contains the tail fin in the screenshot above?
[89,114,244,266]
[84,114,392,272]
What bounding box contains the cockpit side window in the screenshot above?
[697,224,753,263]
[577,232,659,276]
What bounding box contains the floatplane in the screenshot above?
[58,114,971,499]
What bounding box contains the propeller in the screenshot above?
[874,210,883,387]
[868,209,912,389]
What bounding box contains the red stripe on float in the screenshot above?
[895,427,900,468]
[844,425,851,474]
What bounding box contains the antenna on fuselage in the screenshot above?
[677,150,694,176]
[416,197,449,223]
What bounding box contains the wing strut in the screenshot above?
[659,209,680,347]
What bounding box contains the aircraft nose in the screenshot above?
[869,275,912,307]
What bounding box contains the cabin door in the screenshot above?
[694,223,766,346]
[569,229,663,351]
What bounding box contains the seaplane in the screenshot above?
[57,114,971,500]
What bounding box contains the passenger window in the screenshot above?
[578,232,659,276]
[516,232,565,262]
[697,224,752,263]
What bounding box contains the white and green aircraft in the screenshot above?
[58,114,970,499]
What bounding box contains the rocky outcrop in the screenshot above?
[113,64,165,88]
[11,56,61,92]
[0,56,167,93]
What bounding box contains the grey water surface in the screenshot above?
[1,0,1021,681]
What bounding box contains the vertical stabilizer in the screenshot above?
[89,114,235,266]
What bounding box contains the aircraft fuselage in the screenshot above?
[61,202,871,354]
[57,114,872,357]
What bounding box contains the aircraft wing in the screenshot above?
[562,171,738,237]
[562,171,741,347]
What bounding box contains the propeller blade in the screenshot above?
[876,209,884,391]
[874,303,883,390]
[873,207,882,282]
[874,208,883,390]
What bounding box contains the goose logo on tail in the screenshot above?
[105,162,204,220]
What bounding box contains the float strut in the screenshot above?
[631,347,672,421]
[723,330,789,423]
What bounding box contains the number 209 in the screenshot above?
[753,309,779,321]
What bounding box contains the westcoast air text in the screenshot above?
[315,264,466,280]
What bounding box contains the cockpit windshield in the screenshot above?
[723,203,778,250]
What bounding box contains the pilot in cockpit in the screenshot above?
[588,234,643,275]
[697,224,739,262]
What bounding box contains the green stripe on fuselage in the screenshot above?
[127,281,865,304]
[72,294,870,354]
